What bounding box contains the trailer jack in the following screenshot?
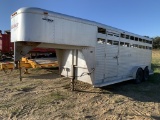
[71,65,76,91]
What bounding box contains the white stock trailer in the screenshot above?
[11,7,153,87]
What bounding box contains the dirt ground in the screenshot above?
[0,51,160,120]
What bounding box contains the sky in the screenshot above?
[0,0,160,37]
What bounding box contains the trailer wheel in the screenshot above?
[143,67,149,81]
[135,68,143,84]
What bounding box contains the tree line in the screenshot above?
[153,37,160,49]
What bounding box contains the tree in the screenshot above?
[153,36,160,49]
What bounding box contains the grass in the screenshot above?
[0,103,14,109]
[29,67,42,71]
[114,97,125,103]
[37,91,67,108]
[10,108,20,118]
[16,85,36,92]
[149,50,160,81]
[50,92,66,100]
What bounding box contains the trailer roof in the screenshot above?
[13,7,152,41]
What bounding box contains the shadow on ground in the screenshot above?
[75,72,160,103]
[99,72,160,103]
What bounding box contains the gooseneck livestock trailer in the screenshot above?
[11,7,153,87]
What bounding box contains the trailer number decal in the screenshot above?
[42,18,53,22]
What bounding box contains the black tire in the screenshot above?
[143,67,149,81]
[135,68,143,84]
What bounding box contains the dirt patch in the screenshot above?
[0,51,160,120]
